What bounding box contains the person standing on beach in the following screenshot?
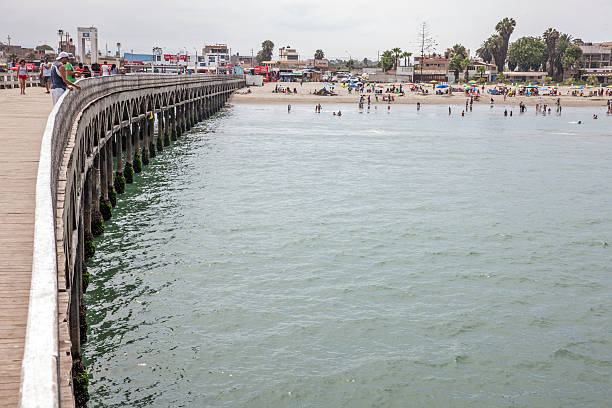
[17,60,28,95]
[40,58,52,94]
[50,52,81,105]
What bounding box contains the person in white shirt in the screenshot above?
[101,64,110,76]
[40,58,52,93]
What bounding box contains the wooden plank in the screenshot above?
[0,87,52,405]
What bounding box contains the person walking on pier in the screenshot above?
[17,60,28,95]
[50,52,81,105]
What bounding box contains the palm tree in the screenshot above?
[543,28,560,79]
[462,58,472,81]
[476,65,486,79]
[314,49,324,60]
[449,55,467,83]
[391,47,402,70]
[484,35,504,72]
[449,44,468,59]
[554,33,572,81]
[477,39,493,63]
[401,51,412,67]
[380,50,394,72]
[494,17,517,72]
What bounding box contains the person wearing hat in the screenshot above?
[65,53,76,83]
[40,57,52,93]
[50,52,81,105]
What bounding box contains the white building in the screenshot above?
[200,44,230,73]
[279,46,299,62]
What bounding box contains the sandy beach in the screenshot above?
[231,81,612,108]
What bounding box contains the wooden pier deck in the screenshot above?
[0,87,52,407]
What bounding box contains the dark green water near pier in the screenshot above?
[84,104,612,407]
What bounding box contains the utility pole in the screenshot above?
[417,22,437,83]
[194,47,198,73]
[116,42,121,68]
[6,35,10,65]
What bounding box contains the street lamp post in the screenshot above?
[116,42,121,68]
[57,29,63,53]
[345,50,352,72]
[6,35,11,65]
[152,47,162,73]
[193,47,198,73]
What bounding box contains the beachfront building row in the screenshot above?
[577,42,612,83]
[412,52,499,83]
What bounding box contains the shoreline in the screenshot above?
[231,95,611,108]
[231,82,612,108]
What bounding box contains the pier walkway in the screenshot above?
[0,88,52,407]
[0,75,243,407]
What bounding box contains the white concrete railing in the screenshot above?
[19,90,65,408]
[0,73,42,89]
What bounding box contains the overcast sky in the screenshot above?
[2,0,611,60]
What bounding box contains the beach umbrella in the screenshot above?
[436,84,448,88]
[430,80,438,84]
